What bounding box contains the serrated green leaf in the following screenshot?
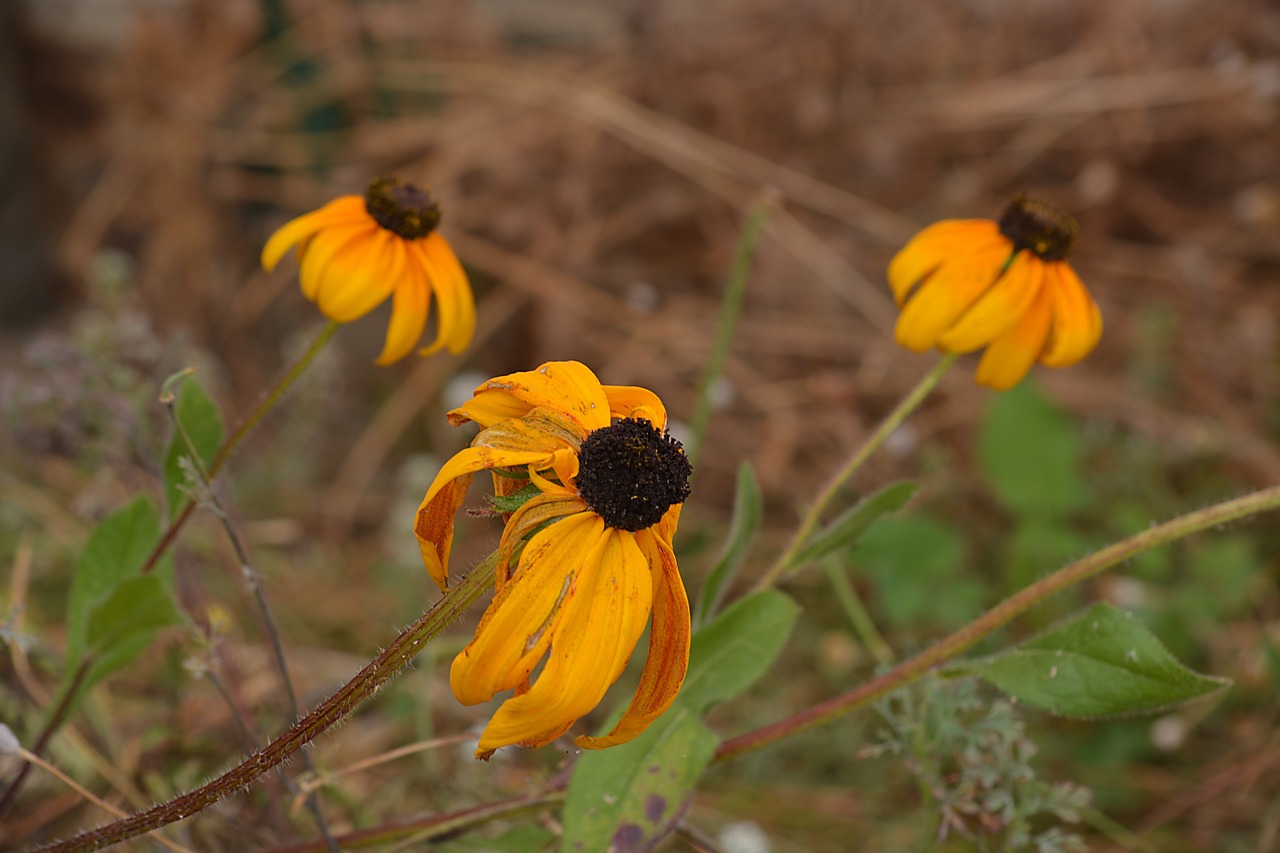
[694,462,761,627]
[957,603,1229,717]
[563,590,797,853]
[163,379,225,517]
[793,480,917,568]
[65,497,161,668]
[563,710,717,853]
[979,382,1088,517]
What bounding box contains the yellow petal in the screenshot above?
[974,285,1053,390]
[414,471,473,591]
[893,239,1014,352]
[260,196,367,272]
[603,385,669,430]
[937,251,1045,353]
[887,220,1003,305]
[494,493,589,589]
[297,223,376,302]
[468,524,653,755]
[314,229,400,323]
[418,234,477,356]
[376,245,429,365]
[1039,262,1103,368]
[450,362,612,433]
[450,513,606,708]
[576,527,689,749]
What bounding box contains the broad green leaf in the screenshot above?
[434,822,556,852]
[563,710,717,853]
[856,515,980,629]
[694,462,762,628]
[681,589,799,712]
[65,497,161,668]
[163,378,225,517]
[563,590,797,853]
[958,603,1229,717]
[86,576,185,657]
[793,480,917,567]
[979,382,1088,518]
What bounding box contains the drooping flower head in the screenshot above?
[261,177,476,364]
[888,195,1102,389]
[415,362,692,759]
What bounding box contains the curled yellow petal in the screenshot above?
[893,239,1013,352]
[974,285,1053,391]
[450,362,613,433]
[1039,262,1103,368]
[260,196,367,272]
[603,385,669,430]
[937,251,1044,354]
[887,220,1003,305]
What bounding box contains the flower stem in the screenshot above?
[717,483,1280,762]
[754,353,956,590]
[30,554,498,853]
[821,556,892,666]
[140,320,339,577]
[687,196,774,471]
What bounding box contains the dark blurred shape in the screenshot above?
[0,2,63,329]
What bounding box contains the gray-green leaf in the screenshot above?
[163,378,225,518]
[694,462,761,628]
[957,603,1229,717]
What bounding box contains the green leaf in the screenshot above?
[856,515,980,630]
[163,378,225,517]
[979,382,1088,518]
[793,480,917,567]
[563,710,718,853]
[957,603,1229,717]
[682,589,799,712]
[434,822,556,852]
[562,590,797,853]
[489,483,542,514]
[86,576,185,657]
[65,497,162,668]
[694,462,762,627]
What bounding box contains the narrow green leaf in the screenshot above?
[562,590,797,853]
[979,382,1089,518]
[489,483,542,514]
[694,462,762,628]
[793,480,917,567]
[163,378,225,517]
[65,497,161,668]
[957,603,1230,717]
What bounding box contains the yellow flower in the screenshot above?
[261,177,476,365]
[415,362,691,759]
[887,196,1102,390]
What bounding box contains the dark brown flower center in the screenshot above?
[576,418,692,532]
[998,195,1078,261]
[364,177,441,240]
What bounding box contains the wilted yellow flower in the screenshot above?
[415,362,691,759]
[888,196,1102,390]
[261,177,476,364]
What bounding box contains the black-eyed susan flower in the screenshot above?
[415,361,691,759]
[888,195,1102,390]
[261,177,476,365]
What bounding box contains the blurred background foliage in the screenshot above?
[2,0,1280,849]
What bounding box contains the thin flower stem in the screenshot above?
[687,196,774,471]
[140,320,339,577]
[164,391,341,853]
[754,353,957,590]
[821,556,892,666]
[27,554,498,853]
[14,748,197,853]
[0,659,90,817]
[717,483,1280,762]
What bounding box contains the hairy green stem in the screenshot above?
[719,484,1280,761]
[754,353,956,590]
[29,555,497,853]
[140,321,338,577]
[687,197,773,471]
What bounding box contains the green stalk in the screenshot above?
[687,197,773,471]
[755,353,956,589]
[717,483,1280,761]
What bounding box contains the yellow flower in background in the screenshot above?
[261,177,476,365]
[888,195,1102,390]
[415,362,691,759]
